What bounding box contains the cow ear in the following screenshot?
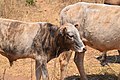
[48,23,58,37]
[59,27,66,36]
[63,27,67,34]
[58,28,63,36]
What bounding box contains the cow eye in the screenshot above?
[66,33,74,39]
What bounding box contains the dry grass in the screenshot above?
[0,0,105,22]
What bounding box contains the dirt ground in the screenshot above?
[0,0,120,80]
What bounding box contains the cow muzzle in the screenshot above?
[74,44,86,53]
[77,47,86,53]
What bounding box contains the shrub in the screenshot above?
[26,0,35,5]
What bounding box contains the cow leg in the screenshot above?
[100,52,107,66]
[99,50,120,66]
[59,50,73,80]
[118,50,120,55]
[35,60,42,80]
[96,51,107,66]
[41,63,49,80]
[74,52,88,80]
[36,61,49,80]
[36,60,49,80]
[36,53,49,80]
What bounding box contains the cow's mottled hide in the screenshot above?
[0,18,85,80]
[0,19,57,63]
[60,2,120,80]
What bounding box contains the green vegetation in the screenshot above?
[26,0,35,5]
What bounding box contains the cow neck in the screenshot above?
[54,29,68,57]
[53,31,61,57]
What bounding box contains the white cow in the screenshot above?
[60,2,120,80]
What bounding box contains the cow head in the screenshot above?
[57,23,86,53]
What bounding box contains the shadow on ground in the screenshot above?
[96,55,120,64]
[64,74,118,80]
[106,55,120,63]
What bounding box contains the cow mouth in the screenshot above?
[74,45,86,53]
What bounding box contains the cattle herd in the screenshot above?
[0,1,120,80]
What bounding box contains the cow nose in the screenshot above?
[83,47,86,52]
[80,47,86,53]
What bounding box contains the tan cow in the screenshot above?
[0,18,86,80]
[95,0,120,5]
[104,0,120,5]
[60,2,120,80]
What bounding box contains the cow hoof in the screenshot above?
[100,62,108,66]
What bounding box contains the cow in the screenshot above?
[104,0,120,5]
[97,0,120,65]
[60,2,120,80]
[94,0,120,64]
[95,0,120,5]
[0,18,86,80]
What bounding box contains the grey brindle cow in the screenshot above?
[0,18,86,80]
[60,2,120,80]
